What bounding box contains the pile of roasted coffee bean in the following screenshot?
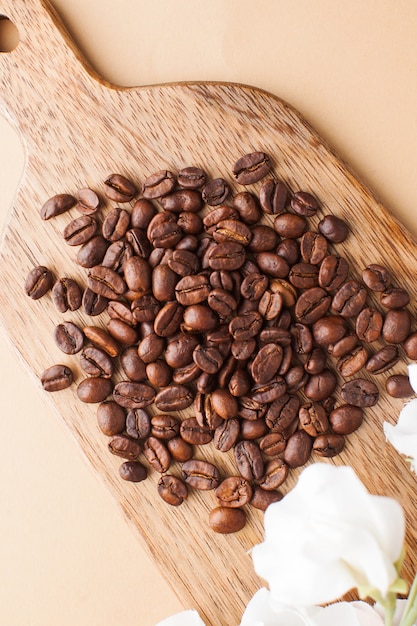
[25,151,417,534]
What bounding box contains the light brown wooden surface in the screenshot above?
[1,1,417,625]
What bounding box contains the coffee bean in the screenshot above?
[259,432,286,456]
[288,262,319,289]
[126,408,151,439]
[404,332,417,359]
[283,430,313,468]
[337,346,368,377]
[160,189,203,213]
[380,287,410,309]
[318,255,349,291]
[108,434,142,460]
[25,265,53,299]
[234,440,264,481]
[250,486,283,511]
[182,459,220,490]
[385,375,414,399]
[313,433,345,457]
[202,178,230,205]
[258,458,289,491]
[87,265,127,300]
[318,214,349,243]
[362,264,391,292]
[304,369,337,401]
[104,173,137,202]
[77,376,113,403]
[102,207,130,241]
[52,277,82,312]
[215,476,252,508]
[331,279,367,317]
[143,437,171,473]
[341,378,379,407]
[259,178,288,214]
[142,170,176,199]
[250,343,283,384]
[329,404,363,434]
[41,364,73,392]
[182,304,219,333]
[63,215,97,246]
[366,345,400,375]
[177,166,207,189]
[209,506,246,533]
[54,321,84,354]
[355,307,383,343]
[300,231,327,264]
[40,193,76,220]
[291,191,319,217]
[147,211,182,248]
[76,188,100,215]
[299,402,329,437]
[233,191,262,224]
[248,224,279,252]
[83,325,120,357]
[295,287,331,324]
[80,346,114,378]
[154,384,194,411]
[274,213,307,239]
[382,309,412,344]
[77,235,109,268]
[158,475,188,506]
[119,461,148,482]
[97,401,126,436]
[167,437,194,462]
[233,151,271,184]
[113,381,155,409]
[213,418,240,452]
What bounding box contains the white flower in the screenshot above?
[384,364,417,473]
[154,609,206,626]
[251,463,405,606]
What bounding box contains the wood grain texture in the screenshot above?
[0,1,417,623]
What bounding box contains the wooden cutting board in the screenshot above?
[1,1,417,623]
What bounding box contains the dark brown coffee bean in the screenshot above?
[146,360,172,387]
[291,323,313,355]
[208,241,246,271]
[295,287,332,324]
[265,393,299,432]
[104,173,137,202]
[152,264,178,302]
[131,198,157,230]
[341,378,379,407]
[283,430,313,468]
[119,347,146,381]
[165,333,199,369]
[125,408,151,439]
[248,224,279,252]
[151,414,180,440]
[97,401,126,436]
[77,377,113,403]
[362,264,391,292]
[40,193,76,220]
[175,274,210,306]
[87,265,127,300]
[107,319,139,346]
[213,219,252,247]
[251,377,287,404]
[25,265,53,299]
[154,301,184,337]
[233,151,271,184]
[231,338,256,360]
[143,437,171,473]
[274,212,307,239]
[209,388,239,419]
[176,214,203,236]
[202,178,230,205]
[240,417,268,440]
[229,310,263,341]
[102,207,130,241]
[366,345,400,374]
[386,375,414,398]
[63,215,97,245]
[382,309,412,343]
[215,476,252,508]
[250,344,283,384]
[41,364,73,392]
[276,238,300,266]
[147,211,182,248]
[250,486,283,511]
[80,346,114,378]
[328,334,358,359]
[209,506,246,533]
[300,231,327,265]
[304,369,337,401]
[113,381,155,409]
[259,432,286,456]
[288,262,319,289]
[167,437,194,462]
[77,235,109,268]
[259,458,289,491]
[182,304,219,333]
[404,332,417,360]
[256,252,290,278]
[329,404,363,434]
[380,287,410,309]
[207,288,237,318]
[259,178,288,214]
[318,214,349,243]
[238,397,267,421]
[83,325,120,357]
[258,290,283,321]
[355,307,383,343]
[331,279,367,317]
[299,402,329,437]
[168,249,200,276]
[232,191,262,224]
[240,273,268,301]
[304,347,327,375]
[203,205,239,232]
[234,440,264,481]
[291,191,319,217]
[54,321,84,355]
[138,333,165,363]
[158,475,188,506]
[177,166,207,189]
[312,315,347,346]
[155,384,194,411]
[52,277,82,312]
[182,459,220,490]
[337,345,368,377]
[313,433,345,457]
[142,170,176,199]
[119,461,147,482]
[160,189,203,213]
[108,434,142,460]
[213,418,240,452]
[318,255,349,291]
[76,188,100,215]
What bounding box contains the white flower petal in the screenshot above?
[312,602,383,626]
[240,588,320,626]
[408,364,417,394]
[384,398,417,471]
[155,610,206,626]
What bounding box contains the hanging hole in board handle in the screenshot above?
[0,15,19,52]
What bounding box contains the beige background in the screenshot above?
[0,1,417,624]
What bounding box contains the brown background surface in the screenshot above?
[0,1,416,624]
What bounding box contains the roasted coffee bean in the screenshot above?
[386,375,414,398]
[209,388,238,419]
[404,332,417,360]
[102,207,130,242]
[182,304,219,333]
[213,418,240,452]
[119,347,146,381]
[382,309,412,343]
[256,252,289,278]
[250,486,283,511]
[329,404,363,434]
[341,378,379,407]
[209,506,246,534]
[168,249,200,276]
[151,414,180,440]
[248,224,279,252]
[251,377,287,404]
[331,280,367,317]
[229,310,263,341]
[238,397,267,421]
[231,338,256,360]
[259,432,286,456]
[250,344,283,384]
[87,265,127,300]
[54,321,84,354]
[207,288,237,318]
[40,193,76,220]
[76,188,100,215]
[380,287,410,309]
[152,264,178,302]
[113,381,155,409]
[182,459,220,490]
[285,365,309,392]
[313,433,345,457]
[77,235,109,268]
[202,178,230,205]
[328,334,358,359]
[131,295,160,324]
[138,333,165,363]
[312,315,347,346]
[291,323,313,354]
[77,376,113,403]
[108,434,142,460]
[291,191,319,217]
[233,151,270,184]
[259,178,288,214]
[131,198,157,229]
[240,273,268,300]
[258,290,283,320]
[123,256,152,296]
[126,408,151,439]
[154,301,184,337]
[177,214,203,235]
[177,166,207,189]
[299,401,329,437]
[52,277,82,312]
[167,436,194,462]
[203,205,239,231]
[142,170,176,199]
[63,215,97,245]
[160,189,203,213]
[355,307,383,343]
[288,262,319,289]
[97,401,126,436]
[283,430,313,468]
[41,364,73,392]
[143,436,171,473]
[175,274,210,306]
[125,228,152,258]
[215,476,252,508]
[208,241,246,271]
[25,265,53,299]
[154,384,194,411]
[234,440,264,481]
[147,211,182,248]
[107,319,139,346]
[233,191,262,224]
[240,417,268,440]
[165,333,199,369]
[276,238,300,266]
[84,325,120,357]
[265,393,300,433]
[119,461,148,482]
[318,254,349,291]
[337,346,368,377]
[295,287,331,324]
[80,346,114,378]
[300,231,327,265]
[304,369,337,401]
[318,214,348,243]
[259,458,289,491]
[104,173,137,202]
[158,475,188,506]
[366,345,400,374]
[362,264,391,292]
[274,212,307,239]
[213,219,252,247]
[304,347,327,375]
